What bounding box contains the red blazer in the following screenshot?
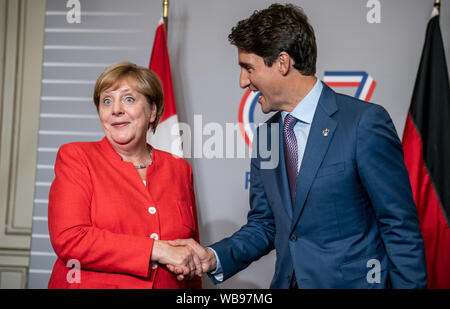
[48,137,201,289]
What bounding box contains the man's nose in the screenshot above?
[239,69,250,89]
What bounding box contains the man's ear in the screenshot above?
[277,52,292,76]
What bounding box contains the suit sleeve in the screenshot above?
[186,163,202,289]
[208,128,276,283]
[356,104,428,288]
[48,144,154,278]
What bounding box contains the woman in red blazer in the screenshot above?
[48,62,201,289]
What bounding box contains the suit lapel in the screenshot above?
[291,84,338,232]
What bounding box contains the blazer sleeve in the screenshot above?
[208,130,276,282]
[186,163,202,289]
[356,104,428,288]
[48,143,154,278]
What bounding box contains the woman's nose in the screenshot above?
[111,99,124,115]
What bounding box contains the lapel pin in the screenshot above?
[323,128,330,136]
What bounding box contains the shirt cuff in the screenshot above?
[207,247,223,282]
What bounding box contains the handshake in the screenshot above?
[151,238,217,280]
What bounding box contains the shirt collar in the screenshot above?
[281,78,323,124]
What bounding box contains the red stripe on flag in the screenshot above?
[402,114,450,288]
[149,22,176,123]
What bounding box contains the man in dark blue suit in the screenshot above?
[170,3,427,288]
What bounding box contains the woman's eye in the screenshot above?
[124,96,135,103]
[103,98,112,105]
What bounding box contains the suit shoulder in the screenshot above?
[334,93,388,118]
[58,140,102,156]
[335,92,371,109]
[55,141,104,172]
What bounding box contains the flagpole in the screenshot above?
[434,0,440,12]
[163,0,169,34]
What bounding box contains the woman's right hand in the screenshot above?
[151,240,202,279]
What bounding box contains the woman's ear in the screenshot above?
[148,103,157,129]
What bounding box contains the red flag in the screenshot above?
[147,20,183,157]
[402,5,450,288]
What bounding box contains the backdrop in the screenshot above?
[28,0,450,288]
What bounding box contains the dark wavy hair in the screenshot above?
[228,3,317,76]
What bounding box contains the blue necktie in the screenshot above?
[283,114,298,204]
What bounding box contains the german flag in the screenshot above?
[402,3,450,289]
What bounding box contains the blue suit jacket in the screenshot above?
[209,83,427,288]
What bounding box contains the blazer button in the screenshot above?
[150,233,159,240]
[290,234,298,242]
[148,206,157,214]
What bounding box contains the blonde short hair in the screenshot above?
[93,62,164,133]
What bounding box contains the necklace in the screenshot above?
[134,146,152,169]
